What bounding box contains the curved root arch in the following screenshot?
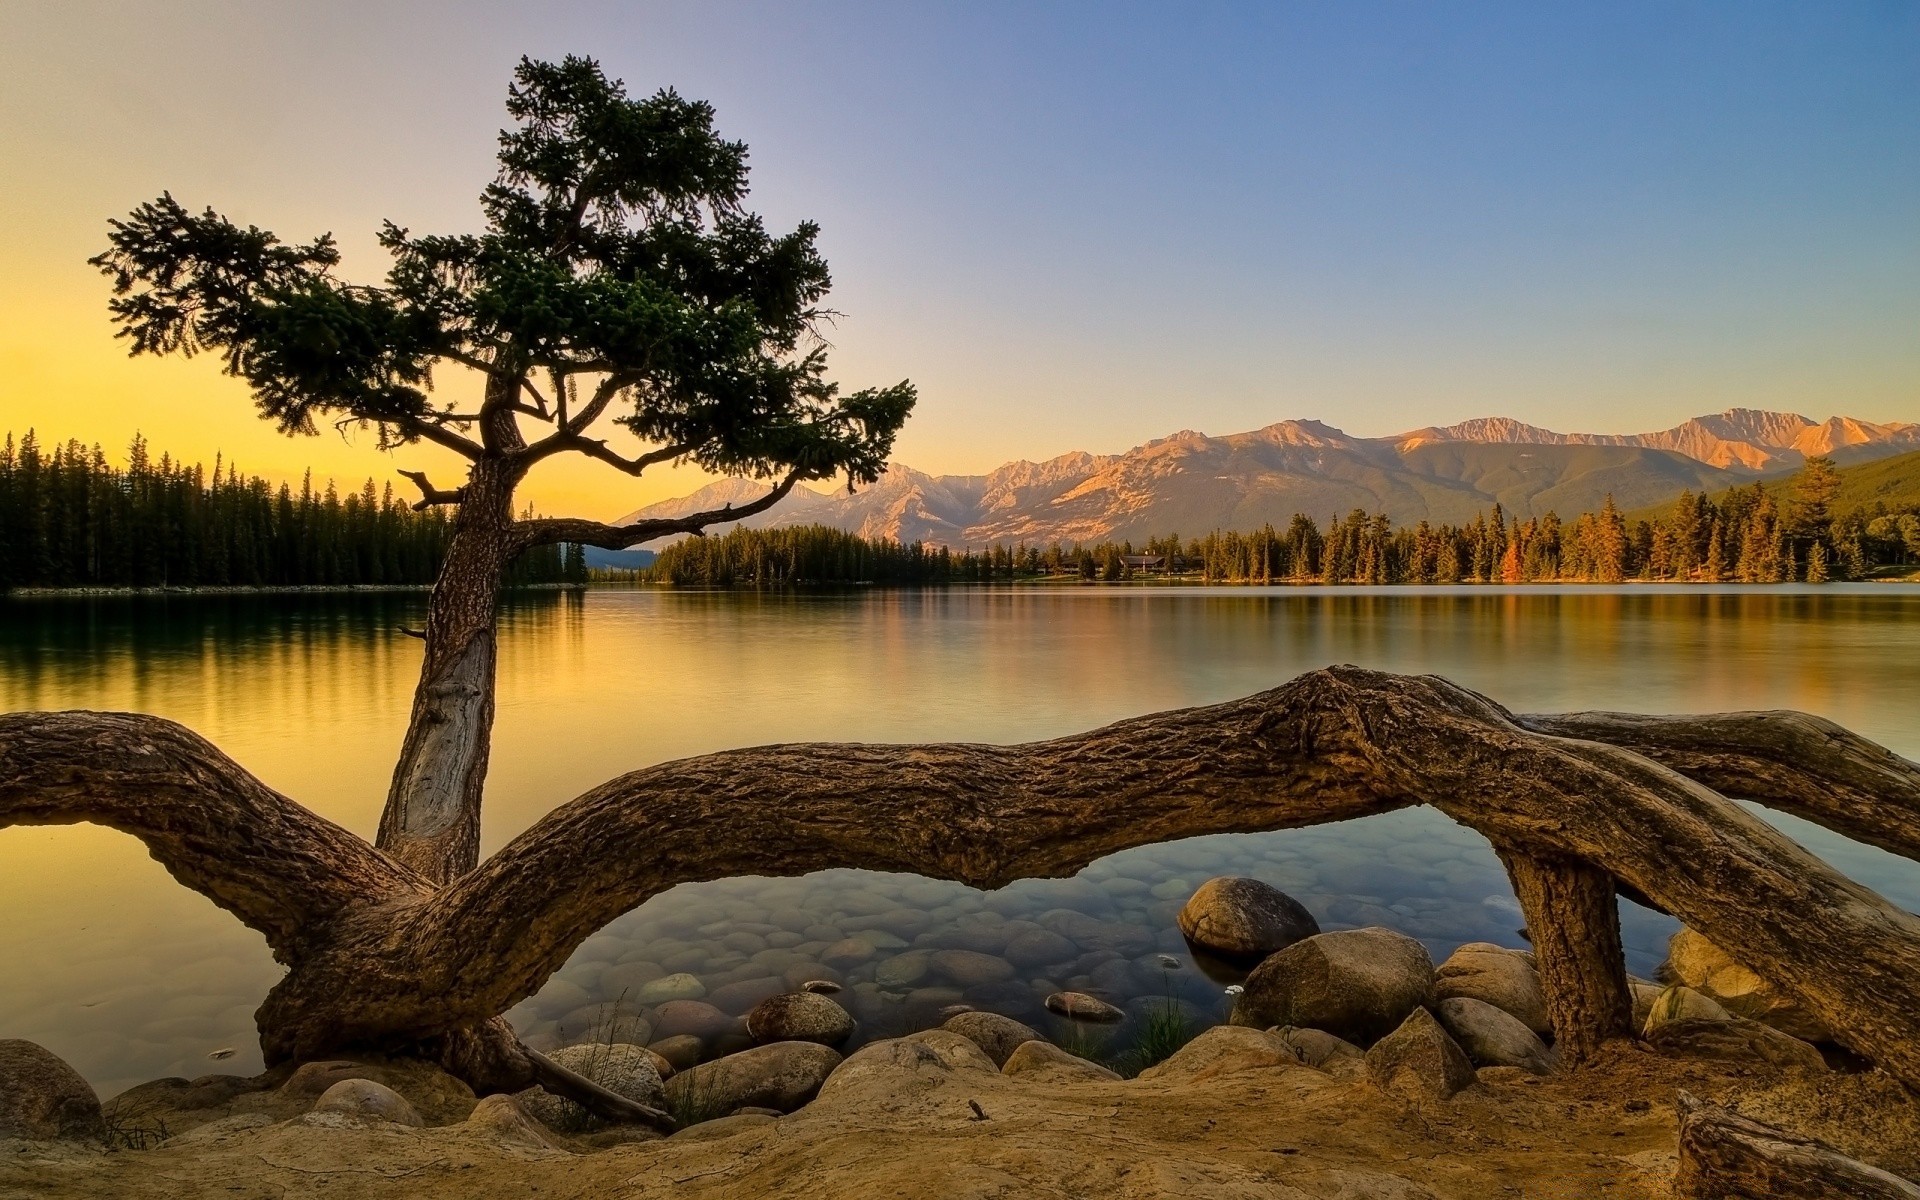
[5,667,1920,1092]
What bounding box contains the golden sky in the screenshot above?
[4,2,1915,521]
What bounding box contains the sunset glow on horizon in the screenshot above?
[4,1,1915,519]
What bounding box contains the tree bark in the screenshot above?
[1674,1092,1920,1198]
[1519,708,1920,862]
[1495,849,1633,1063]
[9,666,1920,1099]
[376,457,521,884]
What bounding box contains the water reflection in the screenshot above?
[1,584,1916,1092]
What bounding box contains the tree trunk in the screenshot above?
[375,458,519,884]
[1496,849,1634,1063]
[9,666,1920,1100]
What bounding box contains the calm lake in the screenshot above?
[3,584,1918,1094]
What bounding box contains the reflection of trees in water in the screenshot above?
[0,591,578,699]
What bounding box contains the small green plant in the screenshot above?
[1117,997,1197,1078]
[545,989,652,1133]
[664,1067,734,1129]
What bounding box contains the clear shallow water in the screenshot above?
[2,584,1917,1093]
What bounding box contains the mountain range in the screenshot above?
[615,409,1920,548]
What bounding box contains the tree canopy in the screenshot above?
[91,55,914,529]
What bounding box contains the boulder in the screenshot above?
[1630,980,1665,1032]
[1645,1017,1828,1073]
[1003,929,1078,969]
[820,938,880,969]
[1044,991,1125,1023]
[647,1035,705,1073]
[1365,1007,1476,1101]
[745,992,855,1047]
[1176,877,1320,961]
[875,951,932,988]
[1000,1040,1121,1083]
[930,949,1016,988]
[516,1043,665,1132]
[1642,986,1732,1035]
[1273,1026,1367,1079]
[0,1040,102,1141]
[1433,997,1555,1075]
[663,1042,842,1119]
[634,972,707,1005]
[651,999,736,1041]
[1662,928,1831,1042]
[1433,943,1550,1037]
[1234,927,1433,1046]
[941,1011,1044,1067]
[1136,1025,1300,1083]
[311,1079,424,1127]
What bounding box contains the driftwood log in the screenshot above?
[1675,1092,1920,1198]
[5,665,1920,1107]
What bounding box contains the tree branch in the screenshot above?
[1518,709,1920,861]
[363,668,1920,1090]
[526,1046,676,1133]
[511,470,800,550]
[397,470,467,511]
[0,711,422,958]
[392,415,484,460]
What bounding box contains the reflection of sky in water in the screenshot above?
[2,585,1916,1093]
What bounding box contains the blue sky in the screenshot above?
[3,1,1915,509]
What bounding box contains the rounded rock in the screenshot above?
[1433,997,1555,1075]
[647,1035,705,1073]
[930,949,1017,988]
[1001,1040,1120,1083]
[0,1040,102,1142]
[651,1000,736,1042]
[1044,991,1125,1023]
[516,1043,665,1132]
[634,972,708,1005]
[1433,943,1550,1037]
[941,1011,1044,1067]
[312,1078,425,1127]
[1365,1007,1476,1100]
[874,951,932,989]
[663,1041,842,1118]
[1662,928,1831,1043]
[1233,927,1433,1046]
[1177,877,1321,961]
[746,992,855,1048]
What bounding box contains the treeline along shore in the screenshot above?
[8,431,1917,593]
[0,431,589,591]
[640,455,1920,587]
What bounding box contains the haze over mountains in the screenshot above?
[619,409,1920,548]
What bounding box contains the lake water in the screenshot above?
[3,584,1918,1095]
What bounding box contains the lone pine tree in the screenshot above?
[91,55,914,885]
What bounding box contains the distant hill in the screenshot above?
[1626,448,1920,524]
[613,408,1920,548]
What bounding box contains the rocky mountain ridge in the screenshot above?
[618,409,1920,547]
